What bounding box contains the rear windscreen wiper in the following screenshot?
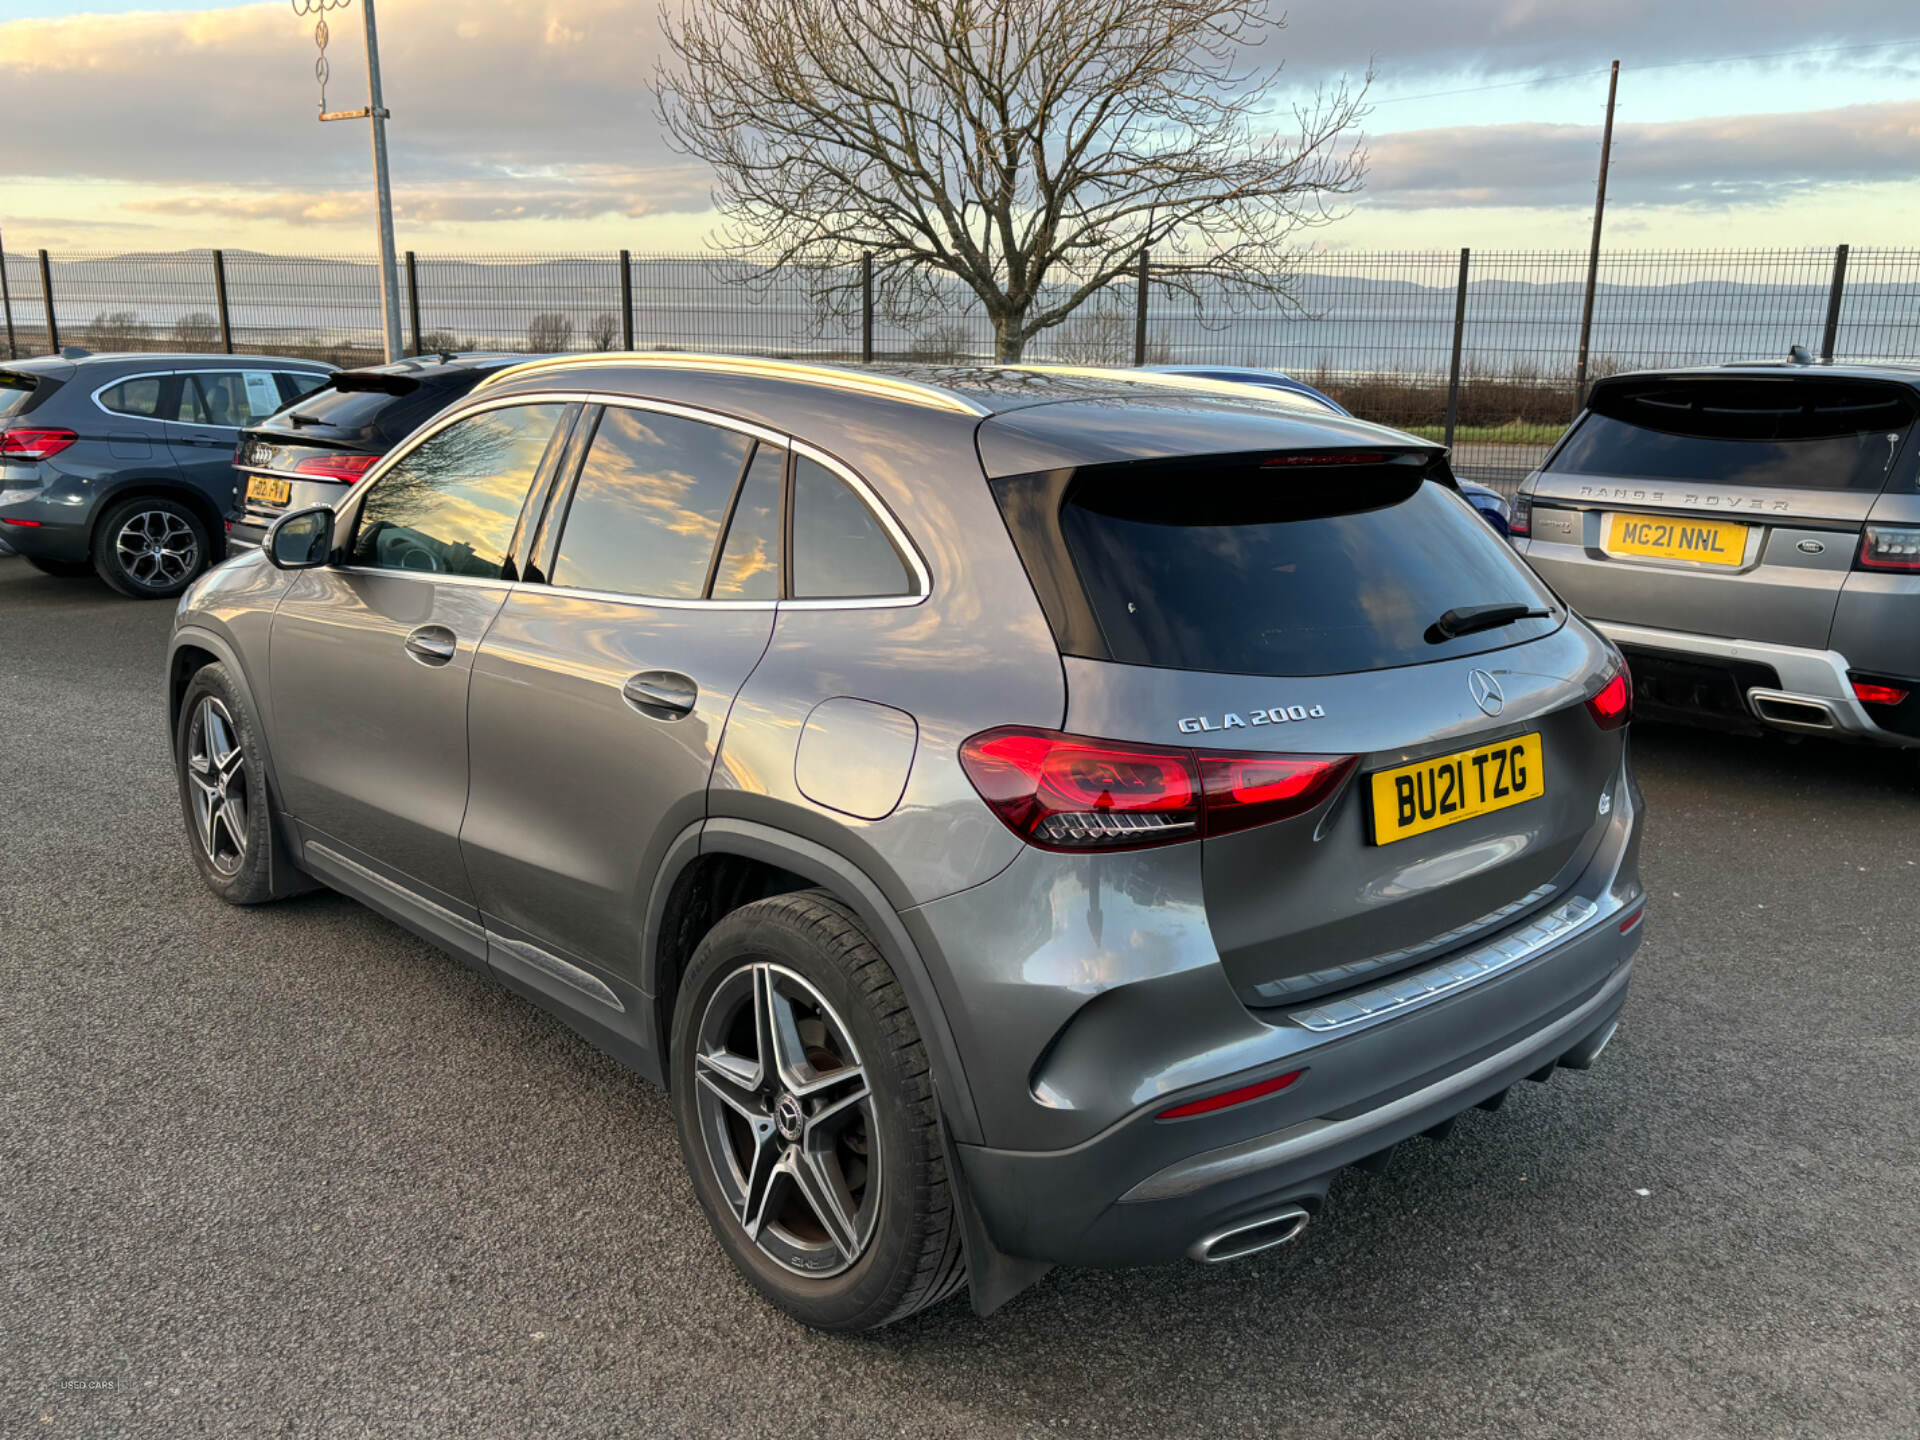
[284,411,327,427]
[1425,602,1551,644]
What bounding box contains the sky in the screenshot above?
[1,0,1917,257]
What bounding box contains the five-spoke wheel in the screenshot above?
[185,696,249,877]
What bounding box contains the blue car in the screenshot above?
[1147,365,1513,538]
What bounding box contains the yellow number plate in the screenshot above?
[1605,512,1746,566]
[1370,734,1545,845]
[247,474,292,507]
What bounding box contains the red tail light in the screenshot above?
[958,726,1355,851]
[1585,670,1632,731]
[1857,525,1920,573]
[1508,489,1532,537]
[1852,680,1910,707]
[293,453,382,484]
[1157,1068,1304,1120]
[1,427,78,460]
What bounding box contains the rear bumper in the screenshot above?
[1594,620,1920,749]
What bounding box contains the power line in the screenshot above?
[1371,36,1920,106]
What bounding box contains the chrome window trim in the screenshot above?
[335,389,931,611]
[334,567,520,592]
[90,366,330,430]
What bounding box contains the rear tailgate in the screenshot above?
[988,442,1625,1009]
[1523,374,1918,650]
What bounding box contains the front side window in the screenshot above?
[98,376,166,419]
[790,456,913,599]
[349,403,565,579]
[550,406,754,599]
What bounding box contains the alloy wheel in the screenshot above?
[692,963,881,1277]
[185,697,249,876]
[115,508,199,589]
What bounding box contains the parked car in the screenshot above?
[1147,363,1513,535]
[1513,357,1920,748]
[0,350,333,597]
[227,353,518,551]
[167,355,1645,1331]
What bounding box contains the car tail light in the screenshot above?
[1157,1068,1304,1120]
[1851,680,1910,706]
[293,453,382,483]
[1509,489,1532,537]
[958,726,1355,851]
[1585,669,1632,731]
[1858,525,1920,572]
[1,427,78,460]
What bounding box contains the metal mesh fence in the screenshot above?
[4,243,1917,491]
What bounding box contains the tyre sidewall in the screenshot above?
[174,663,283,905]
[670,901,932,1331]
[95,496,209,599]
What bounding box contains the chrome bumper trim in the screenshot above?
[1121,962,1634,1204]
[1288,894,1603,1033]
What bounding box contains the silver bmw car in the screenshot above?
[166,355,1646,1331]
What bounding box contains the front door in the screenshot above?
[461,404,786,981]
[268,401,570,910]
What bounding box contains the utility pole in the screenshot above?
[1572,59,1619,409]
[304,0,402,362]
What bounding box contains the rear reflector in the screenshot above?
[1585,669,1632,731]
[1851,680,1910,706]
[293,452,382,483]
[1618,904,1646,935]
[1,516,43,526]
[1,427,78,460]
[959,726,1355,851]
[1858,525,1920,573]
[1158,1069,1304,1120]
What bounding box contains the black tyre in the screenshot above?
[25,556,94,578]
[670,891,967,1332]
[173,662,305,905]
[93,495,209,599]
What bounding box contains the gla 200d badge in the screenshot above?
[1178,704,1326,735]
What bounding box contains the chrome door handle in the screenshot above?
[404,625,458,666]
[622,670,698,719]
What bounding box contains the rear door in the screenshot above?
[166,368,297,513]
[268,401,568,911]
[460,401,781,985]
[1522,375,1918,649]
[989,449,1621,1009]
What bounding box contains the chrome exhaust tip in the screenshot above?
[1189,1205,1311,1263]
[1558,1017,1620,1072]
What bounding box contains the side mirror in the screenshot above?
[266,506,335,570]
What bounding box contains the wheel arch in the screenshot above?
[644,817,983,1146]
[167,626,287,811]
[96,476,226,551]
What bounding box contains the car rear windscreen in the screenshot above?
[274,377,421,432]
[1551,377,1917,492]
[994,457,1562,677]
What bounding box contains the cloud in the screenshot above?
[1365,100,1920,209]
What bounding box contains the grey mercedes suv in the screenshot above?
[1515,360,1920,747]
[166,355,1646,1331]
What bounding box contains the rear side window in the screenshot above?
[98,376,167,419]
[995,458,1560,678]
[550,406,754,599]
[710,443,785,600]
[790,456,913,599]
[1552,378,1917,492]
[349,403,564,579]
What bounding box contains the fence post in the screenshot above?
[38,250,58,354]
[619,250,634,350]
[405,251,423,356]
[1443,248,1470,450]
[212,250,234,354]
[1133,250,1149,366]
[0,224,16,359]
[1820,243,1850,362]
[860,252,874,363]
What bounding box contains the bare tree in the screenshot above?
[86,310,150,351]
[656,0,1367,360]
[527,313,575,353]
[587,312,620,351]
[172,311,219,349]
[1048,307,1170,365]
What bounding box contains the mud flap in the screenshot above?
[938,1114,1053,1317]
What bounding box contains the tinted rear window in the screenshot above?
[278,381,409,433]
[1552,378,1917,492]
[999,459,1560,677]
